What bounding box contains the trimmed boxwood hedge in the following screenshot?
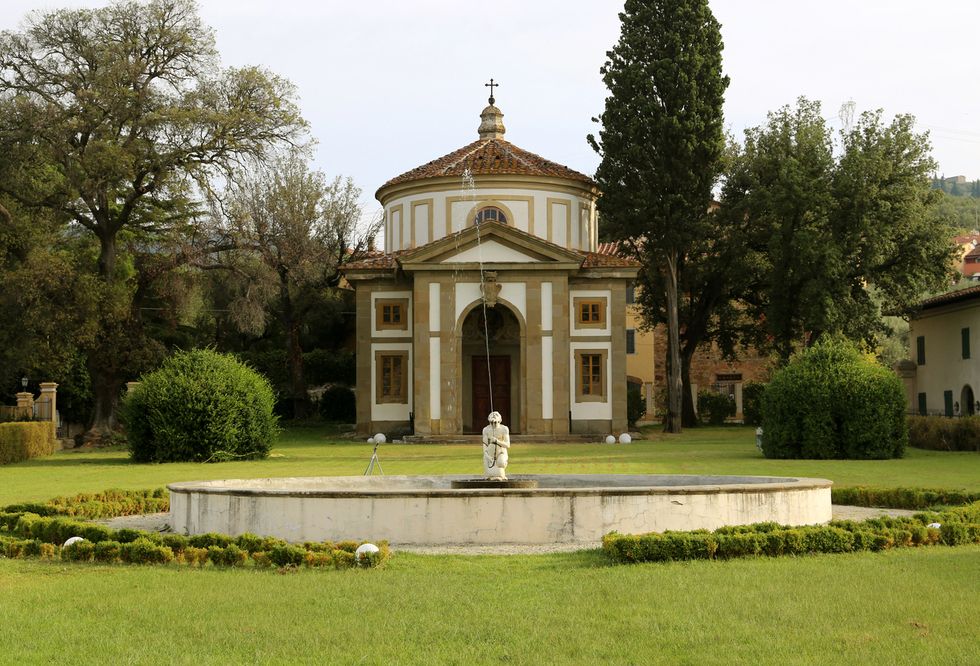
[0,422,56,465]
[761,337,907,459]
[0,487,389,569]
[831,486,980,510]
[0,513,389,569]
[603,502,980,564]
[122,349,279,463]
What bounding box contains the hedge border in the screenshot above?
[0,488,389,570]
[603,501,980,564]
[0,514,389,569]
[830,486,980,510]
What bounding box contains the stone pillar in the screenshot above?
[412,276,432,435]
[610,282,628,433]
[551,277,570,435]
[38,382,58,438]
[15,391,33,420]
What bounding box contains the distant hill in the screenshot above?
[932,175,980,197]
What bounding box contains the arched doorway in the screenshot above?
[459,302,523,433]
[962,385,976,416]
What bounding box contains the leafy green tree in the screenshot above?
[631,190,760,426]
[218,154,378,418]
[588,0,729,432]
[721,98,955,360]
[0,194,101,410]
[0,0,306,436]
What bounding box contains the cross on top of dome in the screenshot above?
[485,77,499,105]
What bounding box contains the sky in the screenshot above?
[3,0,980,219]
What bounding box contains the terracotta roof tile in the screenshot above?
[378,138,595,192]
[917,284,980,310]
[579,250,640,268]
[343,249,406,270]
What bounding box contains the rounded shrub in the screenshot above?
[761,337,907,459]
[122,349,278,463]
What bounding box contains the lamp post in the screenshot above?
[21,376,28,390]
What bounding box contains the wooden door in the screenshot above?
[473,355,510,429]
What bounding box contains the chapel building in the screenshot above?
[344,97,639,437]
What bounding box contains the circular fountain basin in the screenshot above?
[169,474,832,546]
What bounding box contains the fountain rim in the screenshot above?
[168,474,833,500]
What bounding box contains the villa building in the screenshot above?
[899,285,980,417]
[344,97,639,436]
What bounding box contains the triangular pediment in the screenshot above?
[398,221,585,269]
[439,239,543,264]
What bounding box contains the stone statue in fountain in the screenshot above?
[482,411,510,479]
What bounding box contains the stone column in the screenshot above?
[38,382,58,438]
[15,391,33,421]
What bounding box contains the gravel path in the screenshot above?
[99,505,921,556]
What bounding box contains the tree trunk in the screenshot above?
[680,349,698,427]
[85,363,120,441]
[97,231,117,281]
[280,282,308,420]
[663,253,683,433]
[85,231,121,442]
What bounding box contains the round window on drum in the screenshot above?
[473,206,507,226]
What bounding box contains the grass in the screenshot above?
[2,425,979,505]
[1,547,978,664]
[2,424,979,664]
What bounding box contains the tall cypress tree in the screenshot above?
[588,0,729,432]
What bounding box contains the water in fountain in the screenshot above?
[463,169,495,419]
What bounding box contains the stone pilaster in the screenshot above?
[551,276,570,434]
[412,276,431,434]
[609,284,628,433]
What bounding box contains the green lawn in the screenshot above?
[1,546,978,664]
[2,425,980,505]
[1,425,979,664]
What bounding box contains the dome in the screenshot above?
[376,102,595,200]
